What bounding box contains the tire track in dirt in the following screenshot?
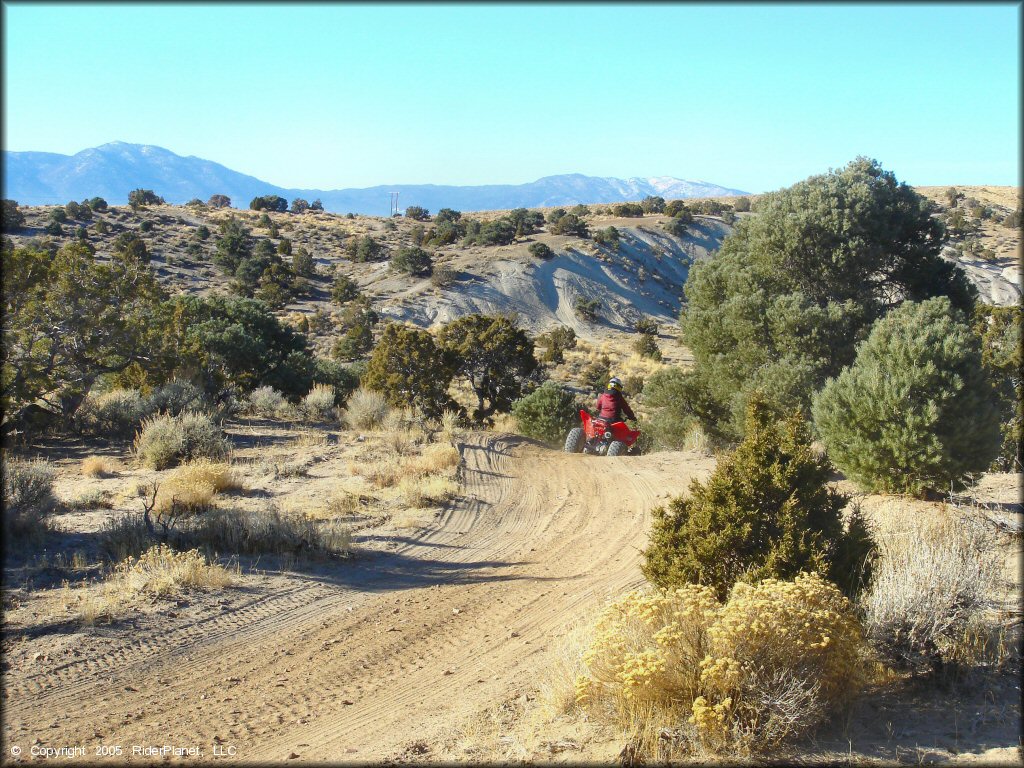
[3,433,714,762]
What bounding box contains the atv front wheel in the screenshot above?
[564,427,584,453]
[607,440,627,456]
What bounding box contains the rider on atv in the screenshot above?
[595,377,635,425]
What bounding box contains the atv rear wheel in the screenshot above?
[564,427,584,453]
[607,440,627,456]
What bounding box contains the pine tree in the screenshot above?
[812,297,1002,495]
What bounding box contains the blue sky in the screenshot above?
[2,3,1019,192]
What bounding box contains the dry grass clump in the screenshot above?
[153,460,240,514]
[291,429,330,448]
[100,504,351,562]
[574,573,865,759]
[322,489,362,517]
[412,443,461,474]
[398,474,459,508]
[861,514,1006,675]
[380,408,426,454]
[2,457,58,541]
[100,513,153,562]
[81,455,113,477]
[134,411,231,469]
[437,408,462,442]
[192,506,351,557]
[342,387,389,430]
[351,457,402,488]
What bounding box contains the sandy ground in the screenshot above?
[4,430,1020,765]
[2,434,716,763]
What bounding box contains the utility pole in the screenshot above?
[389,191,400,217]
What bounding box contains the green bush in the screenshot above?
[292,247,316,277]
[391,246,433,276]
[249,195,288,212]
[112,231,150,263]
[550,213,588,237]
[511,382,579,445]
[536,325,576,364]
[592,226,620,248]
[134,412,231,469]
[438,314,539,423]
[813,297,1002,496]
[2,458,58,540]
[528,242,554,260]
[573,296,600,322]
[633,333,661,360]
[347,235,384,262]
[128,189,164,209]
[680,158,978,441]
[364,323,456,418]
[462,218,516,246]
[641,195,665,214]
[642,367,729,450]
[405,205,430,221]
[642,397,874,599]
[663,217,688,237]
[331,273,360,305]
[974,304,1022,470]
[312,358,359,404]
[612,203,644,217]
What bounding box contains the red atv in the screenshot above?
[564,409,641,456]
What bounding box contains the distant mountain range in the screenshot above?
[2,142,749,214]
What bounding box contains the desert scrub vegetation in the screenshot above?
[574,573,865,758]
[244,385,291,419]
[861,514,1008,676]
[103,501,351,563]
[134,411,231,469]
[2,457,59,541]
[813,297,1002,496]
[75,388,147,436]
[511,382,578,445]
[64,545,236,625]
[114,544,234,597]
[301,384,337,421]
[642,397,874,599]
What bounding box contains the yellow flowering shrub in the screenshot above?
[693,572,865,750]
[576,573,865,757]
[577,584,719,718]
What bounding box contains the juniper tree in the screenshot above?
[680,157,977,438]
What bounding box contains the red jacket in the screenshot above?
[595,389,635,422]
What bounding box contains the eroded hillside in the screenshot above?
[4,187,1019,354]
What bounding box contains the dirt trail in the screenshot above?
[3,434,715,763]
